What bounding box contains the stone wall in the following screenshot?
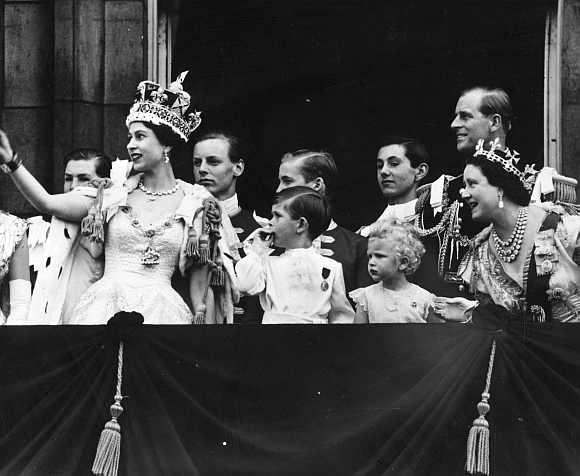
[0,0,146,215]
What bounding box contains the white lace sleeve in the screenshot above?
[348,287,369,312]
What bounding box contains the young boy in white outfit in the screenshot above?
[235,186,354,324]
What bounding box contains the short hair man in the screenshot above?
[277,149,372,294]
[63,148,112,193]
[29,149,112,324]
[193,132,262,323]
[451,87,513,155]
[356,136,456,296]
[359,136,430,237]
[418,87,514,294]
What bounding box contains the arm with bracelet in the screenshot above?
[0,129,92,222]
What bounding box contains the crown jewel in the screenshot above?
[474,139,538,191]
[126,71,202,142]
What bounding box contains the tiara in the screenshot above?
[473,138,538,191]
[126,71,202,142]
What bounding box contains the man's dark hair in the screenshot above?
[377,136,431,168]
[463,87,514,132]
[273,186,331,240]
[195,131,244,163]
[64,149,112,178]
[280,149,337,198]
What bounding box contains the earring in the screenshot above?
[498,191,504,209]
[163,150,170,164]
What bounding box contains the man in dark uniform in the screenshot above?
[276,149,372,295]
[420,86,514,295]
[193,132,262,323]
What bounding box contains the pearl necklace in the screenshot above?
[138,179,180,200]
[491,207,528,263]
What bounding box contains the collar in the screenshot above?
[327,219,337,231]
[376,199,418,222]
[358,200,418,237]
[219,194,241,217]
[283,247,316,256]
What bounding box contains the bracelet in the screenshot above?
[1,152,22,174]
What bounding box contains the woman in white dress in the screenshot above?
[0,73,238,324]
[0,211,30,324]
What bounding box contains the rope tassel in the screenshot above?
[465,340,496,476]
[93,341,125,476]
[81,179,111,244]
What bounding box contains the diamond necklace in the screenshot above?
[491,207,528,263]
[138,179,180,200]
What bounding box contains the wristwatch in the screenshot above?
[1,152,22,174]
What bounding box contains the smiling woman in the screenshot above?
[0,73,239,325]
[459,140,580,322]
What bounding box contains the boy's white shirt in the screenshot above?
[235,246,354,324]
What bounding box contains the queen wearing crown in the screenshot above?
[0,73,239,324]
[457,139,580,322]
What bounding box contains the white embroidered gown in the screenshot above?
[71,207,193,325]
[0,212,27,323]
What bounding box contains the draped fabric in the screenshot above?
[1,318,580,475]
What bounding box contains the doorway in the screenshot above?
[173,0,551,228]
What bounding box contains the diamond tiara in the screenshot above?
[473,139,538,191]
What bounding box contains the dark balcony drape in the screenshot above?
[1,318,579,475]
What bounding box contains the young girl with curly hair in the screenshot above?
[350,219,435,323]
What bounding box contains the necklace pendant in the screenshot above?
[142,245,161,266]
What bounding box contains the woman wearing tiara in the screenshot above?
[0,72,238,324]
[456,139,580,322]
[0,210,30,324]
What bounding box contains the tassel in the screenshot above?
[193,304,206,324]
[465,340,496,476]
[185,225,198,258]
[93,341,124,476]
[194,201,213,264]
[82,179,110,244]
[196,232,210,264]
[210,263,225,288]
[81,210,95,237]
[91,210,105,243]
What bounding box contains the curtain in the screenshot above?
[1,318,579,475]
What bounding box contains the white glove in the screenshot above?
[431,296,478,323]
[5,279,31,325]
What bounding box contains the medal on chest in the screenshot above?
[321,267,330,291]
